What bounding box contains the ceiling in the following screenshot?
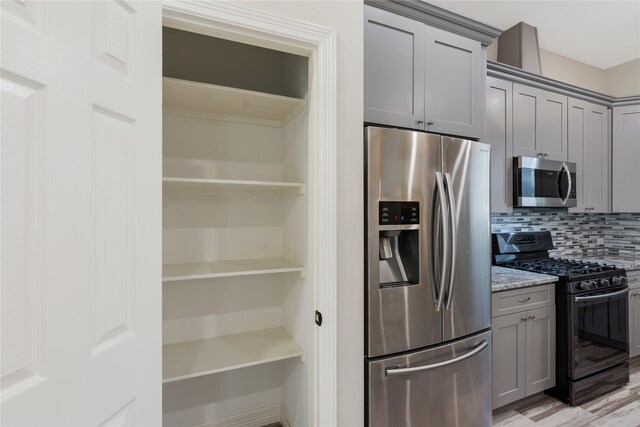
[430,1,640,69]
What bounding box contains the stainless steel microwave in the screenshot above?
[513,156,577,208]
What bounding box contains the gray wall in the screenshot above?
[163,27,308,99]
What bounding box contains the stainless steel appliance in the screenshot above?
[493,231,629,405]
[365,126,492,426]
[513,156,577,208]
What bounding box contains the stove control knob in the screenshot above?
[599,278,610,288]
[578,281,595,290]
[612,276,627,286]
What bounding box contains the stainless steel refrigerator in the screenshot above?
[365,126,492,426]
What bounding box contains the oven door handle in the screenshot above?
[574,288,628,302]
[385,340,488,377]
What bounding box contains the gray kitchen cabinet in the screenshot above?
[492,311,526,408]
[568,98,610,213]
[424,25,482,138]
[612,104,640,212]
[364,5,425,130]
[364,5,483,139]
[629,271,640,358]
[513,84,568,161]
[486,77,513,213]
[492,286,556,409]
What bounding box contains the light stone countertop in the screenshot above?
[576,255,640,272]
[491,266,559,293]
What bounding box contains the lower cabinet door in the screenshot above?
[525,306,556,394]
[493,312,526,409]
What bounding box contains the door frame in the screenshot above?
[161,1,338,426]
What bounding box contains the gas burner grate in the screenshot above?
[505,258,618,278]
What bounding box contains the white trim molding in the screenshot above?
[162,2,338,426]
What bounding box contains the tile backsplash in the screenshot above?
[604,213,640,257]
[491,210,640,258]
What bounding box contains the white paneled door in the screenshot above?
[1,1,161,425]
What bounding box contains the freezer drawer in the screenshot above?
[367,331,492,427]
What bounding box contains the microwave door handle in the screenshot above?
[444,173,456,310]
[559,162,572,206]
[574,288,628,302]
[432,172,449,312]
[385,340,489,376]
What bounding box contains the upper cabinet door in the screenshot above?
[539,91,568,161]
[612,104,640,212]
[513,84,567,161]
[568,98,609,213]
[513,84,542,158]
[1,1,162,425]
[364,6,425,130]
[424,26,482,139]
[486,77,513,213]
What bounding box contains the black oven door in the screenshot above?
[568,287,629,380]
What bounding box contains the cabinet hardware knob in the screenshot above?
[416,117,424,124]
[427,120,434,126]
[517,297,531,303]
[521,316,528,321]
[528,314,536,319]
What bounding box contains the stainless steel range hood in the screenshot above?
[497,22,543,75]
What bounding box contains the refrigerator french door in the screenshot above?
[365,126,492,426]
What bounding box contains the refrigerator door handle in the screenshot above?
[444,173,457,310]
[432,172,449,312]
[385,340,489,376]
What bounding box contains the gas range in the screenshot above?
[502,257,627,294]
[492,232,627,294]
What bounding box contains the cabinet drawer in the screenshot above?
[492,284,555,317]
[629,271,640,289]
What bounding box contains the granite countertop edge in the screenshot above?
[491,266,559,293]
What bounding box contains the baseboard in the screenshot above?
[280,405,292,427]
[192,404,281,427]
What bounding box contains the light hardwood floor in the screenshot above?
[493,357,640,426]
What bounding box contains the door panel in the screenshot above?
[442,137,492,341]
[366,127,442,357]
[492,312,526,409]
[540,92,567,161]
[486,77,513,213]
[583,105,609,212]
[612,105,640,212]
[525,306,556,395]
[513,84,540,158]
[364,6,425,129]
[1,2,161,425]
[424,26,482,138]
[368,331,492,427]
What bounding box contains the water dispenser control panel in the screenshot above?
[379,201,419,225]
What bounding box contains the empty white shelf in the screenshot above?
[163,327,304,383]
[162,258,303,282]
[163,177,304,196]
[163,77,304,125]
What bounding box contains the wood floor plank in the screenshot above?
[492,411,537,427]
[579,387,639,417]
[527,406,599,427]
[518,396,566,423]
[589,400,640,427]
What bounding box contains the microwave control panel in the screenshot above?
[379,201,419,225]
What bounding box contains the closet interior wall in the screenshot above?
[162,27,310,427]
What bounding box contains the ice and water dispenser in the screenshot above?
[378,201,420,287]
